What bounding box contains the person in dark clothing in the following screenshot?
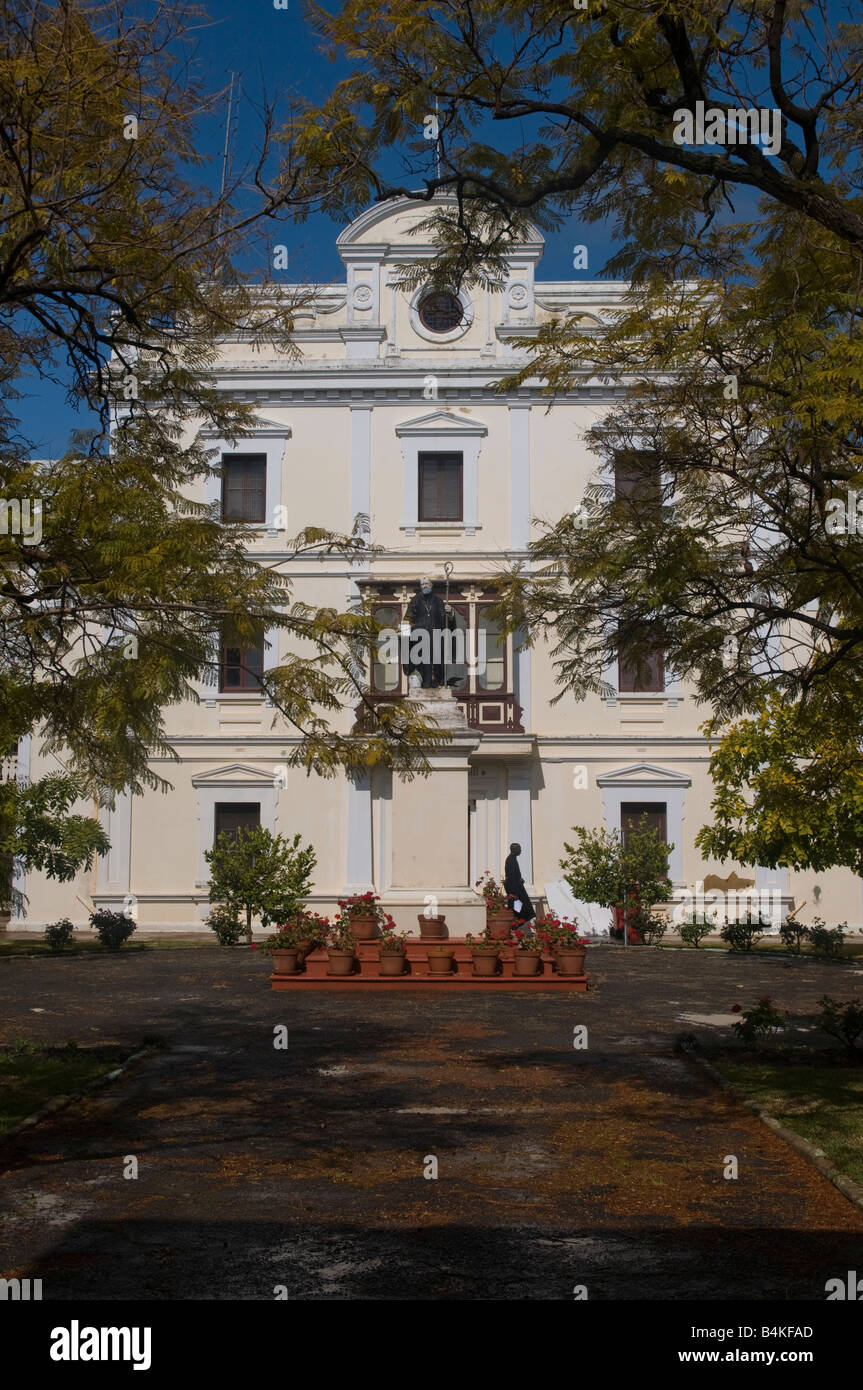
[504,842,535,923]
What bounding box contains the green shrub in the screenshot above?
[814,996,863,1052]
[206,903,244,947]
[721,916,764,952]
[678,915,714,948]
[779,918,810,953]
[730,995,787,1046]
[637,910,668,946]
[90,908,136,951]
[44,918,75,952]
[808,919,846,957]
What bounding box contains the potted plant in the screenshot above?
[279,908,330,962]
[326,921,358,975]
[475,870,514,939]
[336,891,386,940]
[465,928,503,977]
[428,943,455,975]
[417,907,448,939]
[549,921,590,976]
[265,923,307,976]
[511,927,544,976]
[378,926,409,976]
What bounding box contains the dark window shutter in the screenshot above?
[418,453,463,521]
[222,455,267,523]
[214,803,261,842]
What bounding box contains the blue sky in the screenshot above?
[17,0,778,454]
[16,0,617,455]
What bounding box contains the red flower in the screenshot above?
[250,944,258,951]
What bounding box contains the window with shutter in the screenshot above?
[219,634,265,690]
[214,803,261,842]
[418,452,463,522]
[221,454,267,523]
[614,451,662,505]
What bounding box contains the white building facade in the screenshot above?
[14,198,863,933]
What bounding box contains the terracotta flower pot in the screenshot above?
[485,910,515,941]
[297,938,318,962]
[379,950,406,976]
[271,948,301,975]
[327,949,356,976]
[471,949,501,977]
[349,914,378,940]
[418,914,447,939]
[428,952,454,975]
[555,948,586,976]
[514,952,542,976]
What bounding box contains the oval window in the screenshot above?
[417,291,464,334]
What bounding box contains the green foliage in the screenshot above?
[779,919,811,954]
[730,996,788,1047]
[720,918,764,953]
[206,903,244,948]
[637,910,668,947]
[43,918,75,953]
[276,2,863,877]
[814,997,863,1053]
[561,817,672,912]
[808,920,847,958]
[677,916,714,949]
[0,773,109,915]
[204,828,316,944]
[90,909,136,951]
[0,3,453,906]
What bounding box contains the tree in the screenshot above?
[204,827,316,944]
[561,816,673,926]
[0,0,446,911]
[281,1,863,874]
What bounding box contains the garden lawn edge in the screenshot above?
[682,1047,863,1213]
[0,1046,153,1145]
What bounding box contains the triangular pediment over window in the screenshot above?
[395,410,488,438]
[191,764,278,788]
[596,763,691,788]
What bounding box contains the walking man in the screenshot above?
[504,842,535,923]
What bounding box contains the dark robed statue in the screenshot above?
[403,575,456,689]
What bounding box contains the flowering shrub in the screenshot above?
[44,918,75,952]
[730,995,787,1045]
[779,918,810,953]
[547,919,589,950]
[808,920,846,957]
[264,924,306,953]
[328,921,359,951]
[207,903,244,947]
[379,928,409,953]
[721,916,764,952]
[279,908,330,940]
[337,892,388,926]
[678,915,713,949]
[90,908,136,951]
[475,871,510,912]
[512,928,544,953]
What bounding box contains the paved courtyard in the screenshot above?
[1,945,862,1300]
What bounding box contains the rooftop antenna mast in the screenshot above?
[435,96,441,184]
[220,71,238,206]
